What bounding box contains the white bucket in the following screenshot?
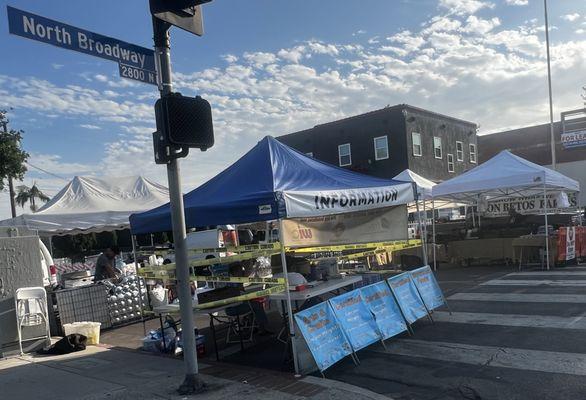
[63,321,101,345]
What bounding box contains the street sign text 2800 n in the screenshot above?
[7,6,155,72]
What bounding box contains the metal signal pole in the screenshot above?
[152,17,205,394]
[544,0,556,170]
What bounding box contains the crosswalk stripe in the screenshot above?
[481,279,586,287]
[508,272,586,277]
[448,292,586,303]
[433,311,586,330]
[370,339,586,376]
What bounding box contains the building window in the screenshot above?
[338,143,352,166]
[456,141,464,161]
[433,137,442,159]
[447,154,455,172]
[412,132,422,156]
[469,143,477,163]
[305,152,314,157]
[373,136,389,160]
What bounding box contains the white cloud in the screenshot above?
[561,14,581,22]
[387,30,426,53]
[51,63,64,70]
[222,54,238,63]
[243,51,277,67]
[79,124,101,130]
[352,30,366,36]
[439,0,494,15]
[505,0,528,6]
[277,45,306,63]
[461,16,501,34]
[121,125,155,135]
[423,16,462,34]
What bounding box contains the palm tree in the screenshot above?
[15,183,50,212]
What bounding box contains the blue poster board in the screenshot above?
[360,281,408,340]
[294,302,353,372]
[329,289,381,351]
[387,272,428,324]
[410,265,445,311]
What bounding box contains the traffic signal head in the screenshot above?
[155,92,214,151]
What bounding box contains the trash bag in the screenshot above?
[37,334,87,355]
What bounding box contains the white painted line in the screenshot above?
[481,279,586,287]
[433,311,586,330]
[448,292,586,303]
[372,339,586,376]
[509,272,586,277]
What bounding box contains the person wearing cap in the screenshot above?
[94,246,121,281]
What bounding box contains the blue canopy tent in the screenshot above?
[130,136,414,234]
[130,136,416,375]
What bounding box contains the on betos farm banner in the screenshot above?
[483,192,577,218]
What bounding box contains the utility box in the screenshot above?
[0,227,45,356]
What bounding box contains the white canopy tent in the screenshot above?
[394,169,435,199]
[431,150,580,269]
[393,169,466,269]
[0,176,169,236]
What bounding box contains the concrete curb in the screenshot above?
[302,375,392,400]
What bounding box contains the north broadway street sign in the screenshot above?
[7,6,156,85]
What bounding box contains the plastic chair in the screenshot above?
[15,287,51,355]
[224,302,257,345]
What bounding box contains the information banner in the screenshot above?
[387,273,428,324]
[360,282,408,340]
[329,289,381,351]
[283,183,414,218]
[294,302,353,372]
[410,266,445,311]
[282,206,408,248]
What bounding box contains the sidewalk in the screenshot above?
[0,345,389,400]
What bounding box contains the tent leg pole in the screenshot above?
[279,219,300,376]
[48,236,54,258]
[415,196,428,266]
[432,199,437,271]
[413,183,428,266]
[423,199,428,260]
[544,184,550,271]
[132,235,147,336]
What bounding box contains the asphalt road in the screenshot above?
[325,264,586,400]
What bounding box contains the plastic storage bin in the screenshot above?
[63,321,101,345]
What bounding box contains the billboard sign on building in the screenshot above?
[561,129,586,149]
[561,109,586,149]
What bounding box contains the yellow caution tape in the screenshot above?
[189,250,278,268]
[139,240,421,279]
[195,284,286,310]
[140,249,279,274]
[153,242,282,256]
[288,239,422,254]
[189,275,285,284]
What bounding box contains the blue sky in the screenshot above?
[1,0,586,219]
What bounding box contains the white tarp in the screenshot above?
[432,150,580,202]
[0,176,169,235]
[283,183,414,218]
